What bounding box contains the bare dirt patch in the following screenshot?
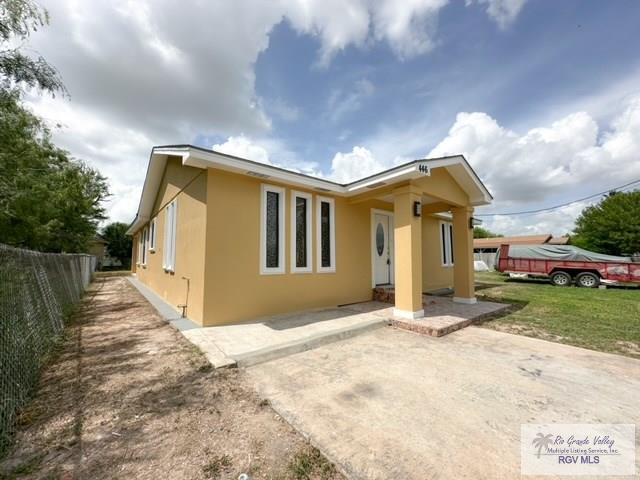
[0,277,342,480]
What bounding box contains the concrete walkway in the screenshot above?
[183,303,391,367]
[128,276,508,367]
[247,327,640,479]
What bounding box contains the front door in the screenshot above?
[373,213,393,285]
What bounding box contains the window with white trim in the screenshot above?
[291,191,312,273]
[137,233,143,265]
[260,184,285,274]
[149,218,156,251]
[316,196,336,273]
[440,221,454,267]
[141,227,148,265]
[163,200,177,272]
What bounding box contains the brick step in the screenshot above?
[372,286,395,304]
[373,286,510,337]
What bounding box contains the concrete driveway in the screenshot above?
[247,326,640,479]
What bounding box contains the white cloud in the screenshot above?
[210,139,389,185]
[200,95,640,239]
[213,135,272,165]
[428,95,640,235]
[371,0,449,58]
[429,100,640,203]
[328,146,385,183]
[283,0,370,66]
[285,0,458,65]
[212,135,324,178]
[482,202,588,237]
[25,0,529,225]
[466,0,528,29]
[26,96,153,224]
[540,69,640,126]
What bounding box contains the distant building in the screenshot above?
[473,234,570,270]
[547,236,570,245]
[87,235,122,270]
[87,235,108,268]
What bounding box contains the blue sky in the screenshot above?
[243,0,639,162]
[27,0,640,235]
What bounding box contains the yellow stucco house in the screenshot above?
[128,145,492,326]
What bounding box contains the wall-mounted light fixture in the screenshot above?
[413,201,422,217]
[469,217,482,229]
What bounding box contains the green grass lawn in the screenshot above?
[475,271,640,358]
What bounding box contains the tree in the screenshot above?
[0,1,108,252]
[102,222,132,268]
[473,226,503,239]
[0,90,109,252]
[1,0,66,95]
[572,191,640,256]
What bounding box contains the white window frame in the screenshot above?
[316,196,336,273]
[440,221,454,267]
[149,217,156,252]
[290,191,313,273]
[137,233,143,265]
[141,227,148,266]
[260,184,286,275]
[163,200,177,272]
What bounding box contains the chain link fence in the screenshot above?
[0,243,95,456]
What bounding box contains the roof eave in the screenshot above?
[127,146,494,234]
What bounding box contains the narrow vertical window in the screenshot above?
[142,227,148,265]
[291,191,312,273]
[321,203,330,266]
[149,218,156,251]
[449,223,454,265]
[441,223,447,265]
[297,198,306,264]
[440,221,454,266]
[163,200,177,272]
[137,233,143,265]
[316,196,335,273]
[260,184,285,274]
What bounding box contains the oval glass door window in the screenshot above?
[376,223,385,256]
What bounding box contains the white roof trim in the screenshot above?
[182,147,342,193]
[127,145,492,234]
[346,165,420,191]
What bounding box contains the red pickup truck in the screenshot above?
[496,243,640,287]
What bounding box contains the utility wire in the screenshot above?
[476,178,640,216]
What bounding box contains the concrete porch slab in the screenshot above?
[183,303,392,367]
[390,294,510,337]
[128,275,393,367]
[128,276,511,366]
